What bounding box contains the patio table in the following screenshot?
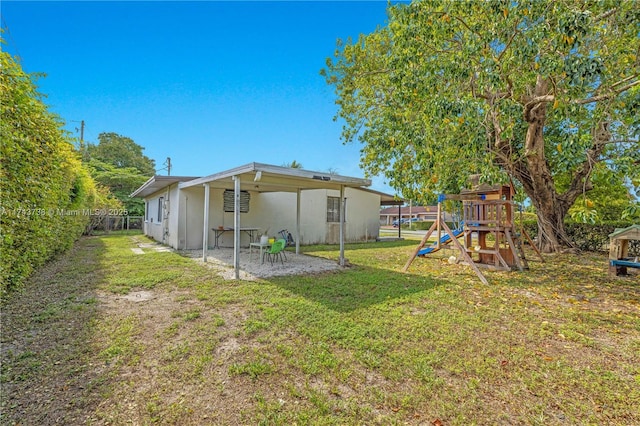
[249,242,271,264]
[212,227,259,249]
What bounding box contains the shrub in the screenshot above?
[0,50,99,295]
[520,219,639,255]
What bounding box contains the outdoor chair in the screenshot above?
[263,239,285,266]
[276,238,288,260]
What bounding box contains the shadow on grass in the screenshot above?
[299,239,418,253]
[0,236,110,425]
[267,264,445,313]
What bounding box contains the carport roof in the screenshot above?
[178,162,372,193]
[130,175,200,198]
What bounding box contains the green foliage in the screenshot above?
[87,132,155,175]
[282,160,303,169]
[521,219,639,255]
[84,133,155,215]
[87,158,147,215]
[323,0,639,250]
[559,164,639,223]
[0,50,101,295]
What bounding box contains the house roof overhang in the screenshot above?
[178,162,372,193]
[358,188,403,206]
[130,175,200,198]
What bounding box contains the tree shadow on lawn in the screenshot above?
[498,251,639,295]
[299,239,418,253]
[0,236,110,425]
[266,264,446,313]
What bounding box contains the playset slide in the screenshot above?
[417,227,464,256]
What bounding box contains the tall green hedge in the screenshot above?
[521,220,640,256]
[0,51,98,295]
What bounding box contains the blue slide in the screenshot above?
[417,228,464,256]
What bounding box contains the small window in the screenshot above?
[145,201,149,221]
[157,197,163,222]
[327,196,345,223]
[223,189,250,213]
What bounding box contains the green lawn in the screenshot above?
[1,232,638,425]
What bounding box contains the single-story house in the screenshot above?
[380,205,449,225]
[131,162,398,278]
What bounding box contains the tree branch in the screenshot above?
[611,74,638,89]
[560,122,609,207]
[575,79,640,104]
[497,20,521,63]
[594,8,617,22]
[355,69,390,78]
[524,95,554,121]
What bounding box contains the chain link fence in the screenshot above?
[85,215,144,234]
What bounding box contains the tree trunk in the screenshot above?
[514,76,575,253]
[530,197,574,253]
[492,75,605,253]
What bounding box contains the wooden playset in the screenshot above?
[608,224,640,277]
[403,181,543,284]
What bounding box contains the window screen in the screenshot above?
[327,196,342,222]
[223,190,250,213]
[157,197,163,222]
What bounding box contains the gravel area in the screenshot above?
[180,247,343,280]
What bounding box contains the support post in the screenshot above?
[233,175,241,279]
[440,220,489,285]
[339,185,345,267]
[402,220,438,272]
[296,188,301,254]
[202,183,210,262]
[436,201,442,250]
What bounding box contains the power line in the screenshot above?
[1,16,23,64]
[157,157,171,176]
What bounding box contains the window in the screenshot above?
[145,201,149,221]
[327,196,345,223]
[157,197,163,222]
[223,189,250,213]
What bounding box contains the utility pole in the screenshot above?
[163,157,171,176]
[72,120,86,156]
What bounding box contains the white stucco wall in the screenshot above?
[143,184,180,246]
[173,186,256,250]
[259,188,381,245]
[144,185,382,249]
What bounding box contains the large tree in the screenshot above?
[87,132,156,175]
[323,0,639,252]
[85,133,155,215]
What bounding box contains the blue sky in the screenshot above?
[1,1,398,193]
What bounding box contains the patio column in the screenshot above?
[339,185,345,267]
[296,188,301,254]
[202,182,210,262]
[233,175,241,279]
